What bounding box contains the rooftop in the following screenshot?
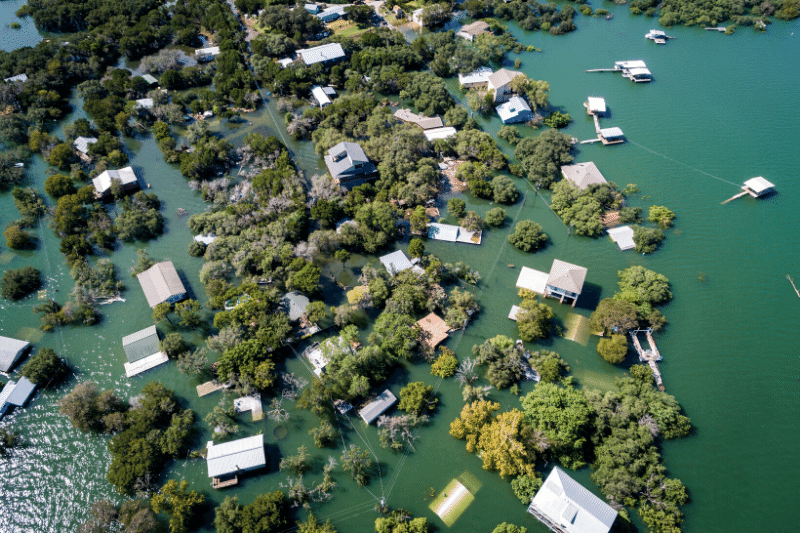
[615,60,647,69]
[529,466,617,533]
[3,74,28,83]
[560,162,608,190]
[135,98,154,109]
[92,166,138,194]
[121,325,160,363]
[73,136,98,154]
[207,434,266,478]
[546,260,588,295]
[324,141,374,180]
[516,266,549,295]
[488,68,524,88]
[0,336,30,372]
[508,305,522,321]
[394,109,444,130]
[124,352,169,378]
[379,250,413,275]
[496,95,532,123]
[458,20,490,36]
[195,46,221,57]
[359,389,397,424]
[297,43,346,65]
[6,377,36,407]
[587,97,606,114]
[311,85,332,106]
[599,127,624,139]
[607,226,635,250]
[458,67,493,86]
[423,127,457,141]
[136,261,187,308]
[743,176,774,194]
[280,291,310,322]
[141,74,159,85]
[417,313,450,350]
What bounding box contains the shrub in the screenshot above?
[492,175,519,204]
[448,198,466,219]
[431,347,458,378]
[508,221,548,252]
[597,334,628,364]
[1,266,41,300]
[485,207,507,227]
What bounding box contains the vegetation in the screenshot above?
[213,492,288,533]
[514,129,574,188]
[1,265,41,300]
[597,334,629,364]
[485,207,507,227]
[648,205,676,228]
[20,348,69,387]
[550,181,623,237]
[633,226,666,254]
[431,347,458,378]
[150,479,204,533]
[508,220,548,252]
[399,381,437,415]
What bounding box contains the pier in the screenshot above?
[705,26,727,32]
[630,329,665,391]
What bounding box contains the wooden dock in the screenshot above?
[630,329,665,390]
[197,380,230,397]
[212,475,239,489]
[585,68,621,73]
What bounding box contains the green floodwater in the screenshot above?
[1,3,799,532]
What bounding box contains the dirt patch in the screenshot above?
[439,159,468,193]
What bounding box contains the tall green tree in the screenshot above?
[150,479,204,533]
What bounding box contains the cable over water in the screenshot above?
[627,139,741,187]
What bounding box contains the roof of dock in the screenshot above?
[743,176,774,193]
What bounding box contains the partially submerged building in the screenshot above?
[0,377,37,420]
[323,141,376,187]
[359,389,397,424]
[598,127,624,145]
[305,336,354,377]
[560,162,608,190]
[297,43,346,66]
[207,434,266,488]
[742,177,775,197]
[585,96,606,116]
[427,222,481,244]
[607,225,636,251]
[280,291,311,323]
[141,74,159,86]
[515,259,588,307]
[195,46,221,61]
[121,325,168,377]
[92,166,139,197]
[487,68,525,103]
[457,20,491,41]
[3,74,28,83]
[496,95,533,124]
[137,261,187,308]
[0,336,30,373]
[394,109,444,130]
[614,60,652,82]
[416,313,450,350]
[528,467,617,533]
[458,67,493,89]
[379,250,423,276]
[73,136,98,159]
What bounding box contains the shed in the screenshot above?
[122,325,161,363]
[277,57,294,68]
[73,136,98,155]
[528,466,617,533]
[515,266,549,295]
[359,389,397,424]
[545,259,587,307]
[0,336,30,372]
[280,291,310,322]
[496,95,533,124]
[560,162,608,190]
[380,250,413,275]
[423,127,457,141]
[206,434,266,479]
[141,74,159,85]
[136,261,187,308]
[297,43,346,66]
[311,85,332,108]
[743,177,774,197]
[607,226,635,250]
[92,166,139,196]
[586,97,606,115]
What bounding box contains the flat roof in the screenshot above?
[0,336,30,372]
[423,127,457,141]
[743,176,774,193]
[458,67,493,85]
[508,305,522,321]
[615,60,647,69]
[516,267,548,294]
[207,434,266,478]
[587,97,606,113]
[599,127,624,138]
[416,313,450,349]
[428,223,459,242]
[607,225,635,250]
[359,389,397,424]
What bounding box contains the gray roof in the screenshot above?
[121,325,161,363]
[359,389,397,424]
[393,109,444,130]
[73,136,98,154]
[0,382,17,408]
[323,141,375,180]
[317,5,345,19]
[560,162,608,190]
[92,166,138,194]
[0,336,30,372]
[546,259,587,295]
[380,250,413,275]
[6,377,36,407]
[496,95,533,124]
[599,127,624,139]
[530,467,617,533]
[280,291,310,322]
[207,434,266,478]
[457,20,490,36]
[141,74,159,85]
[3,74,28,83]
[137,262,187,308]
[297,43,345,65]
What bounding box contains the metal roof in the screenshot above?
[135,98,154,109]
[587,97,606,113]
[423,127,457,141]
[6,377,36,407]
[614,60,647,69]
[324,141,374,180]
[627,67,652,77]
[0,336,30,372]
[0,381,17,408]
[744,176,774,193]
[311,86,332,107]
[136,262,187,308]
[458,67,493,86]
[297,43,345,65]
[380,250,413,275]
[359,389,397,424]
[280,291,310,322]
[560,162,608,190]
[317,5,345,19]
[3,74,28,83]
[73,136,98,154]
[529,467,617,533]
[394,109,444,130]
[546,260,587,295]
[428,223,459,242]
[496,95,533,124]
[599,127,624,138]
[92,166,138,194]
[607,226,635,250]
[515,266,549,295]
[207,434,266,478]
[141,74,159,84]
[121,325,160,363]
[195,46,221,57]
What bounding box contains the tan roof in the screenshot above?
[137,261,187,308]
[393,109,444,130]
[458,20,490,36]
[488,68,524,89]
[546,260,587,295]
[560,162,608,190]
[416,312,450,349]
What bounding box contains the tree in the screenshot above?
[131,249,155,277]
[648,205,675,228]
[409,206,428,234]
[288,263,321,293]
[161,333,188,357]
[205,401,239,440]
[341,445,372,486]
[280,445,311,476]
[516,300,554,342]
[511,475,542,504]
[460,210,483,232]
[58,381,127,433]
[408,238,425,258]
[345,4,374,25]
[485,207,506,227]
[598,334,628,364]
[150,479,204,533]
[508,221,547,252]
[175,299,203,328]
[4,224,33,250]
[241,491,288,533]
[305,301,328,324]
[616,266,673,307]
[514,129,574,188]
[1,266,42,300]
[492,175,519,204]
[527,350,569,383]
[492,523,528,533]
[153,302,174,325]
[44,173,76,198]
[399,382,437,415]
[177,348,208,375]
[375,511,430,533]
[21,348,69,387]
[447,198,466,219]
[633,226,665,254]
[48,143,77,170]
[590,298,641,336]
[431,347,458,378]
[498,126,521,145]
[298,513,338,533]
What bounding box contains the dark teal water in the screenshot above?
[1,3,799,532]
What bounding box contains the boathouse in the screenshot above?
[496,95,533,124]
[417,312,450,351]
[0,336,30,373]
[121,325,168,377]
[324,141,376,187]
[586,97,606,116]
[598,127,624,145]
[742,177,775,197]
[528,467,617,533]
[137,261,187,308]
[92,167,139,197]
[207,434,266,488]
[560,162,608,190]
[359,389,397,424]
[0,377,37,420]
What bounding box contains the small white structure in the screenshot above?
[359,389,397,424]
[516,266,549,295]
[508,305,522,321]
[195,46,221,61]
[428,223,481,244]
[598,127,624,144]
[141,74,159,85]
[586,97,606,115]
[317,4,345,22]
[194,234,217,245]
[277,57,294,68]
[304,3,320,14]
[487,68,524,102]
[3,74,28,83]
[380,250,414,275]
[458,67,493,88]
[0,336,30,373]
[496,95,533,124]
[134,98,154,109]
[297,43,346,66]
[73,136,98,155]
[423,126,457,141]
[311,86,332,108]
[412,8,424,26]
[528,467,617,533]
[92,166,139,196]
[207,434,266,485]
[560,162,608,190]
[614,60,652,82]
[742,177,775,197]
[607,225,636,251]
[0,377,36,420]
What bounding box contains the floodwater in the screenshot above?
[1,4,799,532]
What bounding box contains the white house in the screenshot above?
[496,95,533,124]
[487,68,524,102]
[458,67,493,89]
[92,166,139,197]
[515,259,588,307]
[311,85,332,108]
[297,43,346,66]
[607,225,635,251]
[412,8,424,26]
[528,467,617,533]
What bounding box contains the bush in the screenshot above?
[543,111,572,129]
[431,347,458,378]
[508,220,548,252]
[409,238,425,258]
[161,333,188,357]
[485,207,507,227]
[597,334,628,364]
[633,226,665,254]
[648,205,675,228]
[516,301,555,342]
[460,211,483,232]
[4,225,33,250]
[511,474,543,504]
[448,198,466,219]
[492,175,519,204]
[188,240,207,257]
[21,348,69,387]
[44,174,76,198]
[1,265,42,300]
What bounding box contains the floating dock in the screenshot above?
[721,177,775,204]
[645,29,675,44]
[705,26,727,32]
[586,60,652,82]
[630,329,665,391]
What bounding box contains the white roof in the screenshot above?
[529,467,617,533]
[278,58,294,67]
[628,67,652,77]
[194,234,216,245]
[92,166,138,194]
[743,176,774,193]
[135,98,154,109]
[0,336,29,372]
[195,46,221,57]
[141,74,159,84]
[587,97,606,113]
[359,389,397,424]
[496,95,532,123]
[317,5,345,18]
[515,267,548,295]
[560,162,607,190]
[0,381,17,407]
[423,127,457,141]
[3,74,28,83]
[607,225,635,250]
[73,136,98,154]
[458,67,493,86]
[207,434,266,478]
[297,43,345,65]
[508,305,522,321]
[428,223,459,242]
[380,250,413,275]
[311,86,331,106]
[646,29,666,37]
[615,60,647,69]
[599,127,624,139]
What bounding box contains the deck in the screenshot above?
[631,329,665,390]
[196,380,230,397]
[234,394,264,421]
[212,475,239,489]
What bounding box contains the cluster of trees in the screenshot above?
[550,180,624,237]
[629,0,798,26]
[20,348,70,387]
[514,129,574,188]
[508,220,548,252]
[1,265,41,300]
[492,0,578,35]
[213,492,289,533]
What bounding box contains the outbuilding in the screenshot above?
[136,261,187,308]
[311,85,332,108]
[359,389,397,424]
[742,176,775,197]
[122,325,168,377]
[0,336,30,373]
[297,43,346,66]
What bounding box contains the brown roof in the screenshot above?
[458,20,490,36]
[393,108,444,130]
[546,259,587,295]
[416,312,450,349]
[137,261,187,308]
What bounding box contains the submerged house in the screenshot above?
[280,291,311,323]
[195,46,221,61]
[487,68,525,103]
[323,141,376,186]
[528,467,617,533]
[73,136,98,160]
[359,389,397,424]
[496,95,533,124]
[305,336,354,378]
[0,377,37,420]
[515,259,588,307]
[416,313,450,351]
[122,325,168,377]
[457,20,491,41]
[92,166,139,197]
[607,225,636,251]
[207,434,266,488]
[458,67,493,89]
[393,109,444,130]
[0,336,30,373]
[560,162,608,190]
[379,250,423,276]
[137,261,187,308]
